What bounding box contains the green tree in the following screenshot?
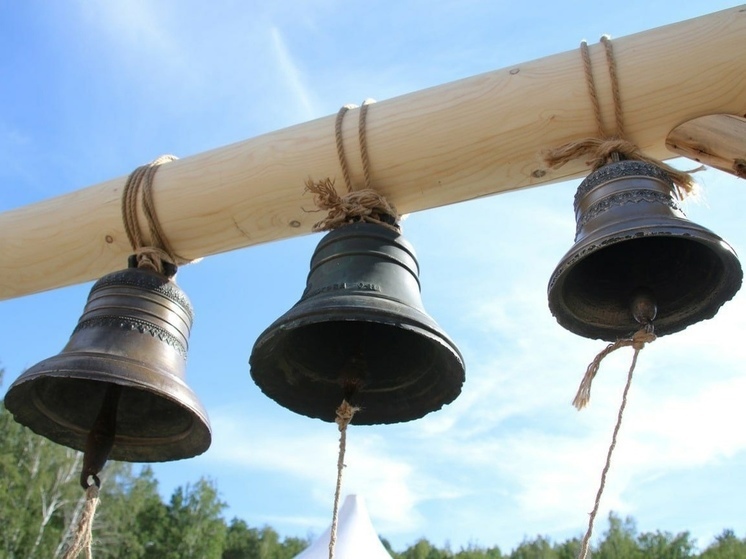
[637,529,695,559]
[0,368,82,559]
[455,542,503,558]
[223,518,261,558]
[553,537,581,559]
[595,513,642,559]
[509,535,557,559]
[90,465,168,559]
[401,538,450,559]
[153,478,227,559]
[280,536,308,558]
[381,536,400,558]
[699,529,746,559]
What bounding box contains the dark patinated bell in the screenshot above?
[548,159,742,341]
[250,221,465,425]
[4,265,211,462]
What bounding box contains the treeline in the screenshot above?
[1,367,744,558]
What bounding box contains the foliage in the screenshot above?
[2,366,746,559]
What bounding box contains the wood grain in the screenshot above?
[1,5,745,300]
[666,114,746,177]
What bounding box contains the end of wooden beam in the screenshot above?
[666,114,746,179]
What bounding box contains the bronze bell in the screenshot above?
[4,263,211,463]
[250,221,465,425]
[548,159,743,341]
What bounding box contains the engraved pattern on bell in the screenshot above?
[548,160,743,341]
[3,265,211,463]
[250,221,465,425]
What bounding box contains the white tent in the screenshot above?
[294,495,393,559]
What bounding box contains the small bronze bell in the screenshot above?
[4,263,211,463]
[250,222,465,425]
[548,160,743,341]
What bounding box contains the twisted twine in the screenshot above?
[328,400,359,559]
[307,100,400,233]
[575,327,656,559]
[305,178,399,232]
[573,328,657,410]
[122,155,191,276]
[544,37,698,198]
[62,485,100,559]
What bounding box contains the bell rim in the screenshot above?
[252,293,464,363]
[250,299,465,425]
[4,352,212,462]
[548,224,743,340]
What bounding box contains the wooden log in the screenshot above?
[666,114,746,178]
[1,5,745,301]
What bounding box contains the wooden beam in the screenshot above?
[2,5,745,300]
[666,114,746,178]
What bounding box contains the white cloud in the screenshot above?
[270,27,316,121]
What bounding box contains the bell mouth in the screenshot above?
[4,354,211,462]
[549,232,742,340]
[251,304,465,425]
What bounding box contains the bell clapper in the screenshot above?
[338,348,368,404]
[80,384,122,489]
[631,288,657,331]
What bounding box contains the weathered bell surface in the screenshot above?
[4,265,211,462]
[250,222,465,425]
[548,159,742,341]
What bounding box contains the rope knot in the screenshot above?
[122,155,192,277]
[542,36,699,201]
[631,329,656,350]
[335,399,359,431]
[305,179,399,233]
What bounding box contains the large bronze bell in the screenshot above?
[548,159,743,341]
[4,263,211,463]
[250,221,465,425]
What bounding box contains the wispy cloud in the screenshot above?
[270,27,316,121]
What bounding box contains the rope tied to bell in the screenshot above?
[543,36,700,200]
[328,399,359,559]
[547,37,675,559]
[122,154,192,277]
[62,484,100,559]
[572,327,657,410]
[575,327,656,559]
[306,99,401,234]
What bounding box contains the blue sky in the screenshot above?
[1,0,745,553]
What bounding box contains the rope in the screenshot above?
[307,99,400,232]
[543,37,698,197]
[304,178,399,232]
[121,155,190,276]
[601,36,625,141]
[574,327,655,559]
[573,328,656,410]
[62,484,100,559]
[328,400,359,559]
[580,40,604,138]
[335,105,357,193]
[359,99,376,190]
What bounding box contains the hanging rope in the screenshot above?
[575,327,655,559]
[121,155,191,276]
[328,400,359,559]
[306,100,400,233]
[62,484,100,559]
[572,328,656,410]
[543,37,699,199]
[61,383,120,559]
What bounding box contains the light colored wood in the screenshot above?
[2,5,746,300]
[666,114,746,178]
